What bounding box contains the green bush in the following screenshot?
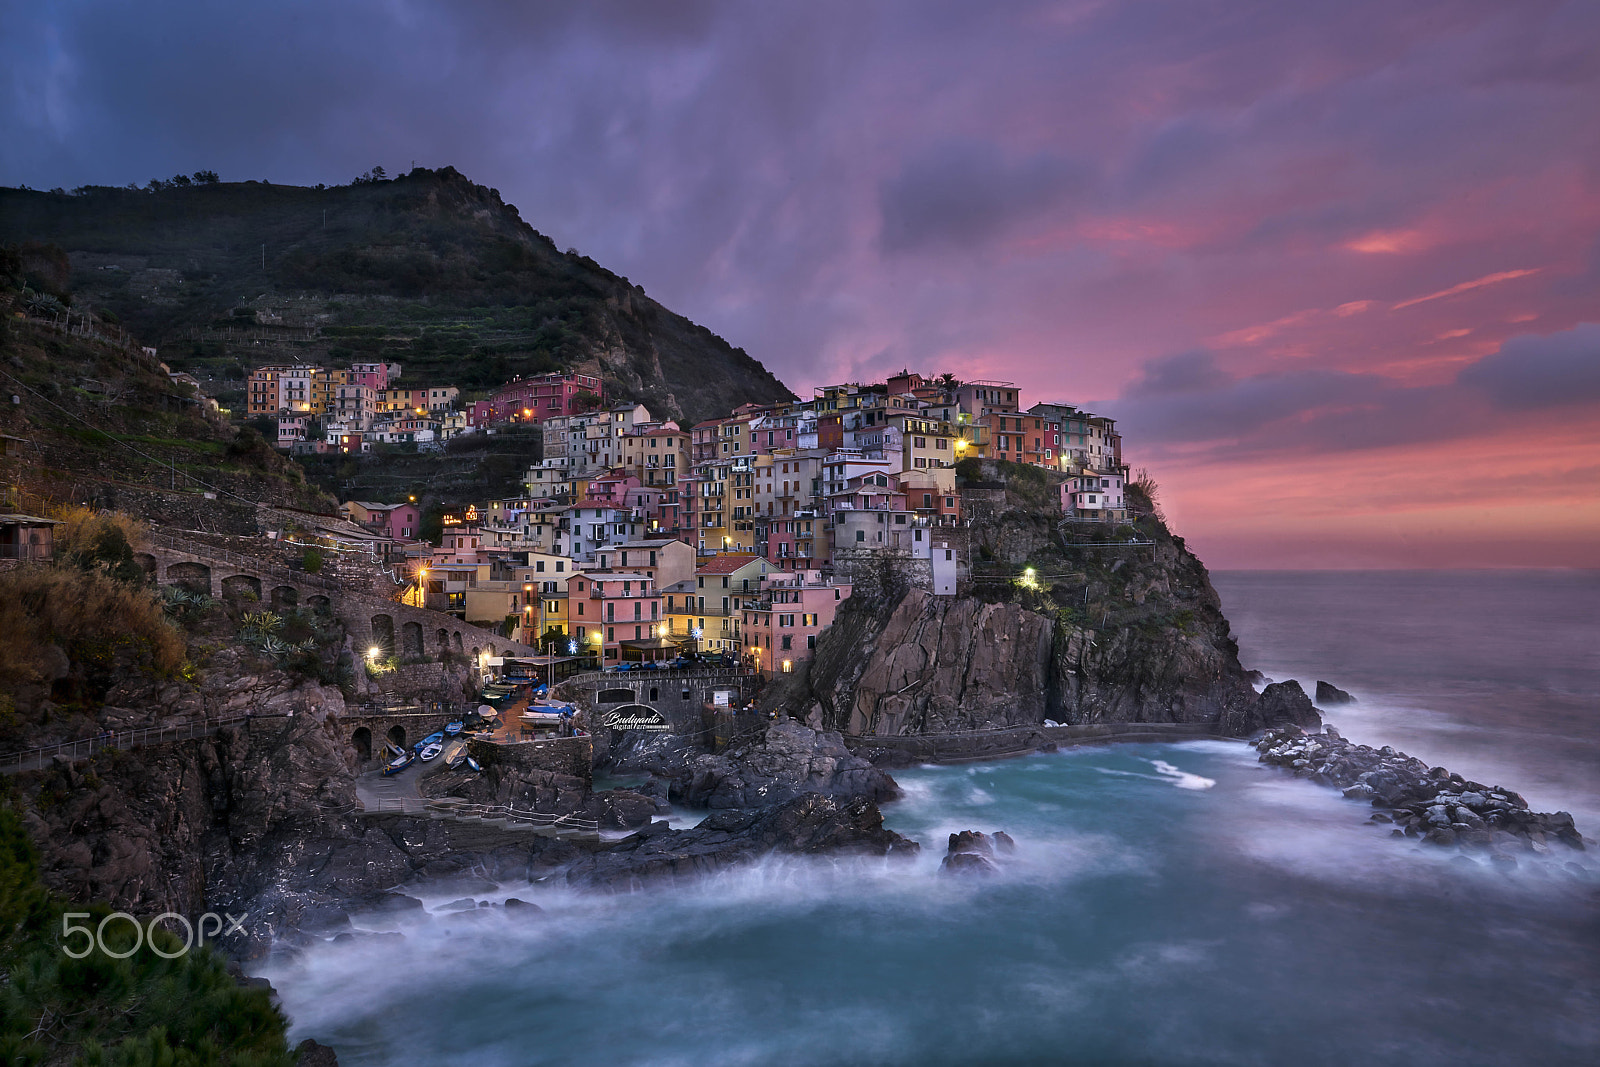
[0,806,293,1065]
[300,548,323,574]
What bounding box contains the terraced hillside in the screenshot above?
[0,166,794,425]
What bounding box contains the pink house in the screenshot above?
[741,570,851,675]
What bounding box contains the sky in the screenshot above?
[4,0,1599,568]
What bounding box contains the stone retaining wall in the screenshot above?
[467,734,592,781]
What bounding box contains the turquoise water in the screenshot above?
[266,573,1600,1065]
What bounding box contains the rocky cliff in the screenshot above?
[804,463,1317,741]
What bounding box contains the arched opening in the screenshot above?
[436,628,449,650]
[650,686,659,702]
[134,553,156,578]
[271,585,299,609]
[370,614,395,655]
[308,594,331,612]
[166,561,212,594]
[470,646,480,663]
[351,727,372,762]
[401,621,423,658]
[453,632,463,651]
[386,725,406,749]
[221,574,262,601]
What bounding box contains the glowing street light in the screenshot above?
[366,646,380,659]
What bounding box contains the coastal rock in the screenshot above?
[941,852,1000,876]
[294,1039,339,1067]
[805,523,1307,741]
[1255,681,1322,730]
[1315,681,1356,705]
[610,721,900,809]
[565,793,920,889]
[1252,725,1590,856]
[938,829,1012,876]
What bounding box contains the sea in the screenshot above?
[264,570,1600,1066]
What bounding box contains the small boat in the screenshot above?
[445,746,467,769]
[383,741,405,759]
[418,742,443,762]
[382,751,415,776]
[444,721,464,736]
[414,732,445,752]
[465,756,482,773]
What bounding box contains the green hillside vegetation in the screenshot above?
[0,247,332,524]
[0,167,794,424]
[0,804,293,1067]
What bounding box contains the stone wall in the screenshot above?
[466,734,592,781]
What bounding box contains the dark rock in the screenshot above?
[436,897,479,912]
[1251,723,1587,857]
[503,897,543,912]
[357,892,425,914]
[947,830,995,858]
[1257,681,1322,729]
[598,790,660,830]
[565,793,919,889]
[1315,681,1356,705]
[993,831,1016,852]
[294,1038,340,1067]
[940,852,1000,876]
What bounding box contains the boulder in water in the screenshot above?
[1316,681,1356,705]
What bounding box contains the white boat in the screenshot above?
[418,742,444,762]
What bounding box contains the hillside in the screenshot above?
[0,167,795,425]
[0,249,332,527]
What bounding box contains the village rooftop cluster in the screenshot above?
[250,364,1129,675]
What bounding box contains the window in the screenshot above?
[607,627,615,641]
[856,529,866,542]
[781,635,792,650]
[807,634,816,649]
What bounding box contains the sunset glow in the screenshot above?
[4,0,1597,567]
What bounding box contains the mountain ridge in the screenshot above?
[0,166,795,425]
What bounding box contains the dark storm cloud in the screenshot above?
[1458,324,1600,409]
[1107,323,1600,462]
[878,142,1095,253]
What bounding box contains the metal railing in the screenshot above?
[0,714,265,775]
[428,801,599,833]
[557,666,754,688]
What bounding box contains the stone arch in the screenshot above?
[470,646,480,663]
[453,632,463,651]
[166,561,212,594]
[371,614,395,655]
[221,574,262,601]
[271,585,298,609]
[134,553,156,578]
[386,724,406,749]
[401,621,423,658]
[351,726,372,763]
[650,686,659,702]
[308,594,331,612]
[436,628,449,651]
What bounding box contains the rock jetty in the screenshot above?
[1253,725,1588,854]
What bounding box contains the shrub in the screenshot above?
[0,806,293,1065]
[0,567,186,691]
